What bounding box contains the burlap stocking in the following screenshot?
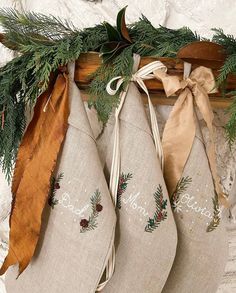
[102,55,177,293]
[153,64,229,293]
[162,117,228,293]
[5,62,116,293]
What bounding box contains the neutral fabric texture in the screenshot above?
[5,63,116,293]
[0,72,70,276]
[153,66,227,208]
[102,80,177,293]
[162,116,228,293]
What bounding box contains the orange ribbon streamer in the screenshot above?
[0,70,70,276]
[154,66,228,207]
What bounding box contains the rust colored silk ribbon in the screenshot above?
[154,66,228,207]
[0,70,70,276]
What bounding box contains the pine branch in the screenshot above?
[145,185,168,233]
[0,8,77,41]
[212,28,236,55]
[117,172,132,209]
[171,176,192,209]
[225,93,236,146]
[131,16,199,57]
[206,194,221,232]
[217,54,236,85]
[48,172,64,209]
[80,189,103,233]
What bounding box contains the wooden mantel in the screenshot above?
[75,52,235,109]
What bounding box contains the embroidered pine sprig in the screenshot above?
[80,189,103,233]
[206,194,221,232]
[145,185,168,233]
[48,172,64,209]
[171,176,192,212]
[117,172,133,209]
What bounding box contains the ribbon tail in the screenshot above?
[162,89,196,196]
[12,82,55,197]
[0,72,70,276]
[194,86,229,208]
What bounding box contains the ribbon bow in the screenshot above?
[106,56,167,168]
[97,54,167,290]
[154,63,228,207]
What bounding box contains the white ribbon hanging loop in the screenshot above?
[97,55,167,291]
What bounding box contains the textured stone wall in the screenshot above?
[0,1,236,292]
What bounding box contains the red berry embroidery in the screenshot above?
[55,182,60,189]
[80,189,102,233]
[80,219,89,228]
[96,204,103,212]
[117,173,132,209]
[145,185,168,233]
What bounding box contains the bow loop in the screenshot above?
[154,64,228,210]
[190,66,217,94]
[106,76,124,96]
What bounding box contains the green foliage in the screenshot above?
[225,93,236,146]
[212,28,236,55]
[0,10,83,179]
[88,46,134,124]
[0,8,77,43]
[48,172,64,209]
[212,29,236,145]
[80,189,103,233]
[81,24,107,52]
[145,185,168,233]
[0,9,236,179]
[171,176,192,209]
[117,172,133,209]
[101,6,132,62]
[206,194,221,232]
[130,16,200,57]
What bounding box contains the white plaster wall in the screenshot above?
[0,0,236,292]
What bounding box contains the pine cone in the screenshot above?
[80,219,89,228]
[96,204,103,212]
[55,182,60,189]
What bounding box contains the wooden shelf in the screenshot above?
[75,52,235,108]
[80,90,233,109]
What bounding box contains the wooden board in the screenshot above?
[80,90,233,109]
[75,52,235,108]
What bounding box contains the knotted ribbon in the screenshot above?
[154,63,228,206]
[97,54,167,290]
[0,69,70,276]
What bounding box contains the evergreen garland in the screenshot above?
[0,8,236,178]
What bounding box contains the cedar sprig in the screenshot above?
[88,46,134,124]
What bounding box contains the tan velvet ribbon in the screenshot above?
[154,65,228,207]
[0,70,70,276]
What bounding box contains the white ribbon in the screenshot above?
[97,54,167,291]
